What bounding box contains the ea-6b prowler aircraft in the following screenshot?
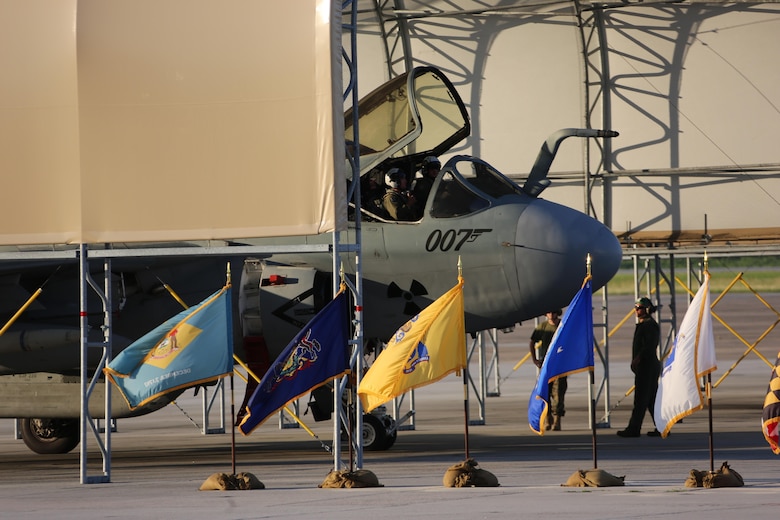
[0,66,622,454]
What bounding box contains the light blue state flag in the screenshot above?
[238,288,350,435]
[528,278,594,435]
[105,286,233,410]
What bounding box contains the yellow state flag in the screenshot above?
[358,276,466,413]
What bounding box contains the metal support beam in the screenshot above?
[200,380,226,435]
[337,0,364,471]
[79,245,112,484]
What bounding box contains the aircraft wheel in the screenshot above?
[361,414,388,451]
[378,413,397,450]
[383,427,397,450]
[21,418,80,455]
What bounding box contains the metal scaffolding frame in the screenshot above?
[0,1,366,481]
[363,0,620,425]
[359,0,780,429]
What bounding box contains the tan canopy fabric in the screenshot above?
[0,0,345,246]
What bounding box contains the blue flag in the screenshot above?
[238,288,350,435]
[528,278,594,435]
[105,285,233,410]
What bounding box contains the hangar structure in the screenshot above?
[1,0,778,481]
[342,1,780,424]
[349,1,780,245]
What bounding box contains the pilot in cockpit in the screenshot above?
[411,155,441,209]
[382,168,418,221]
[361,168,386,216]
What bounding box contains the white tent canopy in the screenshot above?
[0,0,345,246]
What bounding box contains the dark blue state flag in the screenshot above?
[104,285,233,410]
[238,288,350,435]
[528,278,594,435]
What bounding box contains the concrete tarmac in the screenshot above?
[1,294,779,519]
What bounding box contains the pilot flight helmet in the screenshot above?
[422,155,441,171]
[385,168,405,189]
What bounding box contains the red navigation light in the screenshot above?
[267,274,286,286]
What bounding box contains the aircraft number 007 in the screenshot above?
[425,228,492,252]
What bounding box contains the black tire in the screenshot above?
[383,427,397,450]
[21,418,80,455]
[362,413,388,451]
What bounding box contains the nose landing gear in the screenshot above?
[362,407,397,451]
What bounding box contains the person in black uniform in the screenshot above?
[617,297,662,437]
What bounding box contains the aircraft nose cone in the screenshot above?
[514,199,622,318]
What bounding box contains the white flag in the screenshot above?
[653,272,717,437]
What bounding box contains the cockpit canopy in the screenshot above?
[345,67,529,223]
[430,156,524,219]
[344,67,470,178]
[356,154,527,222]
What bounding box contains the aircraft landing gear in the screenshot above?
[20,418,80,454]
[362,409,397,451]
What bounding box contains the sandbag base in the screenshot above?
[562,468,625,487]
[318,469,384,488]
[684,461,744,488]
[199,472,265,491]
[442,458,500,487]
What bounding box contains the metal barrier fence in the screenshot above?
[607,265,780,418]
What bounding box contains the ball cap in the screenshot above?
[635,297,653,308]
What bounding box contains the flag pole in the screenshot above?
[586,254,598,469]
[226,263,237,476]
[230,372,236,475]
[707,373,714,472]
[463,368,470,459]
[457,257,470,459]
[703,251,715,473]
[590,368,597,469]
[0,266,60,337]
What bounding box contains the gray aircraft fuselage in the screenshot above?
[239,156,622,359]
